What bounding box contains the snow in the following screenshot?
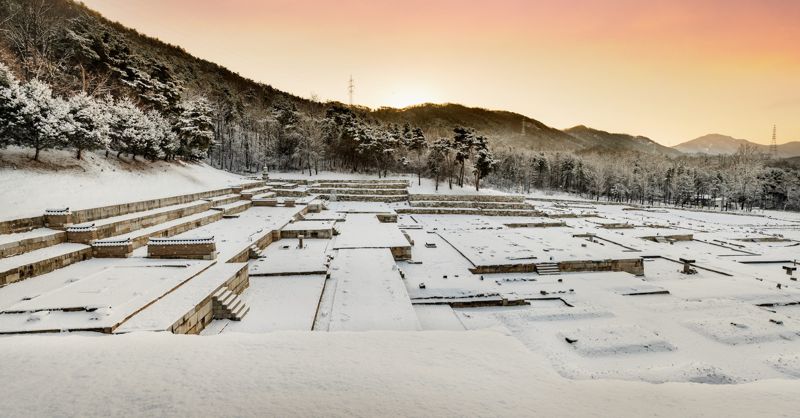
[0,147,244,221]
[0,258,213,332]
[327,248,420,331]
[249,238,330,276]
[210,275,326,333]
[116,263,247,333]
[0,242,89,274]
[332,214,410,249]
[1,331,800,417]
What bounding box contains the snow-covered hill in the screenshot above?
[674,133,800,157]
[0,147,244,220]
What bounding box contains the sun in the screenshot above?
[384,86,436,109]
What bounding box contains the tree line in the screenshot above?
[483,145,800,211]
[0,62,213,161]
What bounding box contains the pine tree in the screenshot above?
[14,79,71,161]
[472,135,495,191]
[65,92,110,159]
[176,97,214,159]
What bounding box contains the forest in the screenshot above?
[0,0,798,211]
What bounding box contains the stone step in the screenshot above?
[536,263,561,275]
[68,200,214,244]
[0,228,66,259]
[322,194,408,203]
[310,187,407,196]
[410,200,533,210]
[205,193,242,207]
[313,182,409,190]
[93,210,224,253]
[212,200,252,216]
[230,304,249,321]
[408,193,525,203]
[396,207,543,217]
[0,243,92,286]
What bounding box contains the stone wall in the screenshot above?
[0,231,66,258]
[169,265,249,334]
[0,246,92,286]
[468,258,644,276]
[559,258,644,276]
[409,194,525,203]
[69,188,231,224]
[0,216,45,235]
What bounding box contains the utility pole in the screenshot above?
[770,125,778,159]
[348,75,354,107]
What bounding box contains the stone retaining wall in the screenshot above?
[169,265,249,335]
[0,246,92,286]
[468,258,644,276]
[0,231,66,258]
[68,188,232,225]
[0,216,45,235]
[409,194,525,203]
[396,208,544,217]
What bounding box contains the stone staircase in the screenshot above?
[308,180,409,203]
[212,287,250,321]
[535,262,561,275]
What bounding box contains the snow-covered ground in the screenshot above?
[3,159,800,415]
[0,147,244,220]
[1,331,799,417]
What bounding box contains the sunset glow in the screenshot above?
[80,0,800,145]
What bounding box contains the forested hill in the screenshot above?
[564,125,681,156]
[371,104,587,151]
[0,0,680,159]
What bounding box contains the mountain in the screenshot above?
[371,104,588,151]
[674,134,800,158]
[563,125,682,156]
[0,0,679,158]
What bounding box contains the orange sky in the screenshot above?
[80,0,800,146]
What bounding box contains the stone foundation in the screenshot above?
[148,238,217,260]
[92,239,134,258]
[391,246,412,260]
[376,213,398,223]
[468,258,644,276]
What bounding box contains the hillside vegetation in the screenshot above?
[1,0,799,210]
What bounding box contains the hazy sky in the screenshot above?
[81,0,800,146]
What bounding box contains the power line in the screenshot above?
[771,124,778,159]
[348,75,354,106]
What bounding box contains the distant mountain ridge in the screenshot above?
[0,0,707,158]
[674,134,800,158]
[371,104,680,155]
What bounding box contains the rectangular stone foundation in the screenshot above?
[468,258,645,276]
[148,238,217,260]
[92,240,134,258]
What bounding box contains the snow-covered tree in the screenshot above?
[65,92,110,159]
[176,97,214,159]
[406,126,427,185]
[13,79,71,160]
[472,135,496,191]
[0,63,21,148]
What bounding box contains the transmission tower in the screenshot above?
[771,125,778,159]
[521,118,526,136]
[348,75,354,106]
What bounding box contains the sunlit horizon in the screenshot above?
[80,0,800,146]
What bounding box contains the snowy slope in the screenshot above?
[0,147,244,220]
